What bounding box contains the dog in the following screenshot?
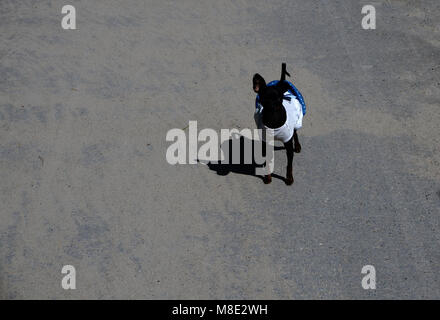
[252,63,305,185]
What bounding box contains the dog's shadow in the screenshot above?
[198,135,286,183]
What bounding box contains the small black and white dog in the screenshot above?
[252,63,305,185]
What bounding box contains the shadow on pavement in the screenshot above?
[199,135,286,183]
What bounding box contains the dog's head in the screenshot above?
[253,73,284,110]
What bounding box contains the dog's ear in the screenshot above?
[253,73,266,93]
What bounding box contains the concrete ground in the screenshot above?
[0,0,439,299]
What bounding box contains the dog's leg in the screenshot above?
[293,129,301,153]
[284,138,294,185]
[262,140,272,184]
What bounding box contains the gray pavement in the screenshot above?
[0,0,439,299]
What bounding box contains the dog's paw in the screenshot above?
[285,174,294,185]
[263,175,272,184]
[294,143,301,153]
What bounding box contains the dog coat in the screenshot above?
[254,91,303,143]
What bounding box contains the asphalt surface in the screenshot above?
[0,0,439,299]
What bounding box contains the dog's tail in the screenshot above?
[280,63,291,81]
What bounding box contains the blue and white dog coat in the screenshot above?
[254,80,306,143]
